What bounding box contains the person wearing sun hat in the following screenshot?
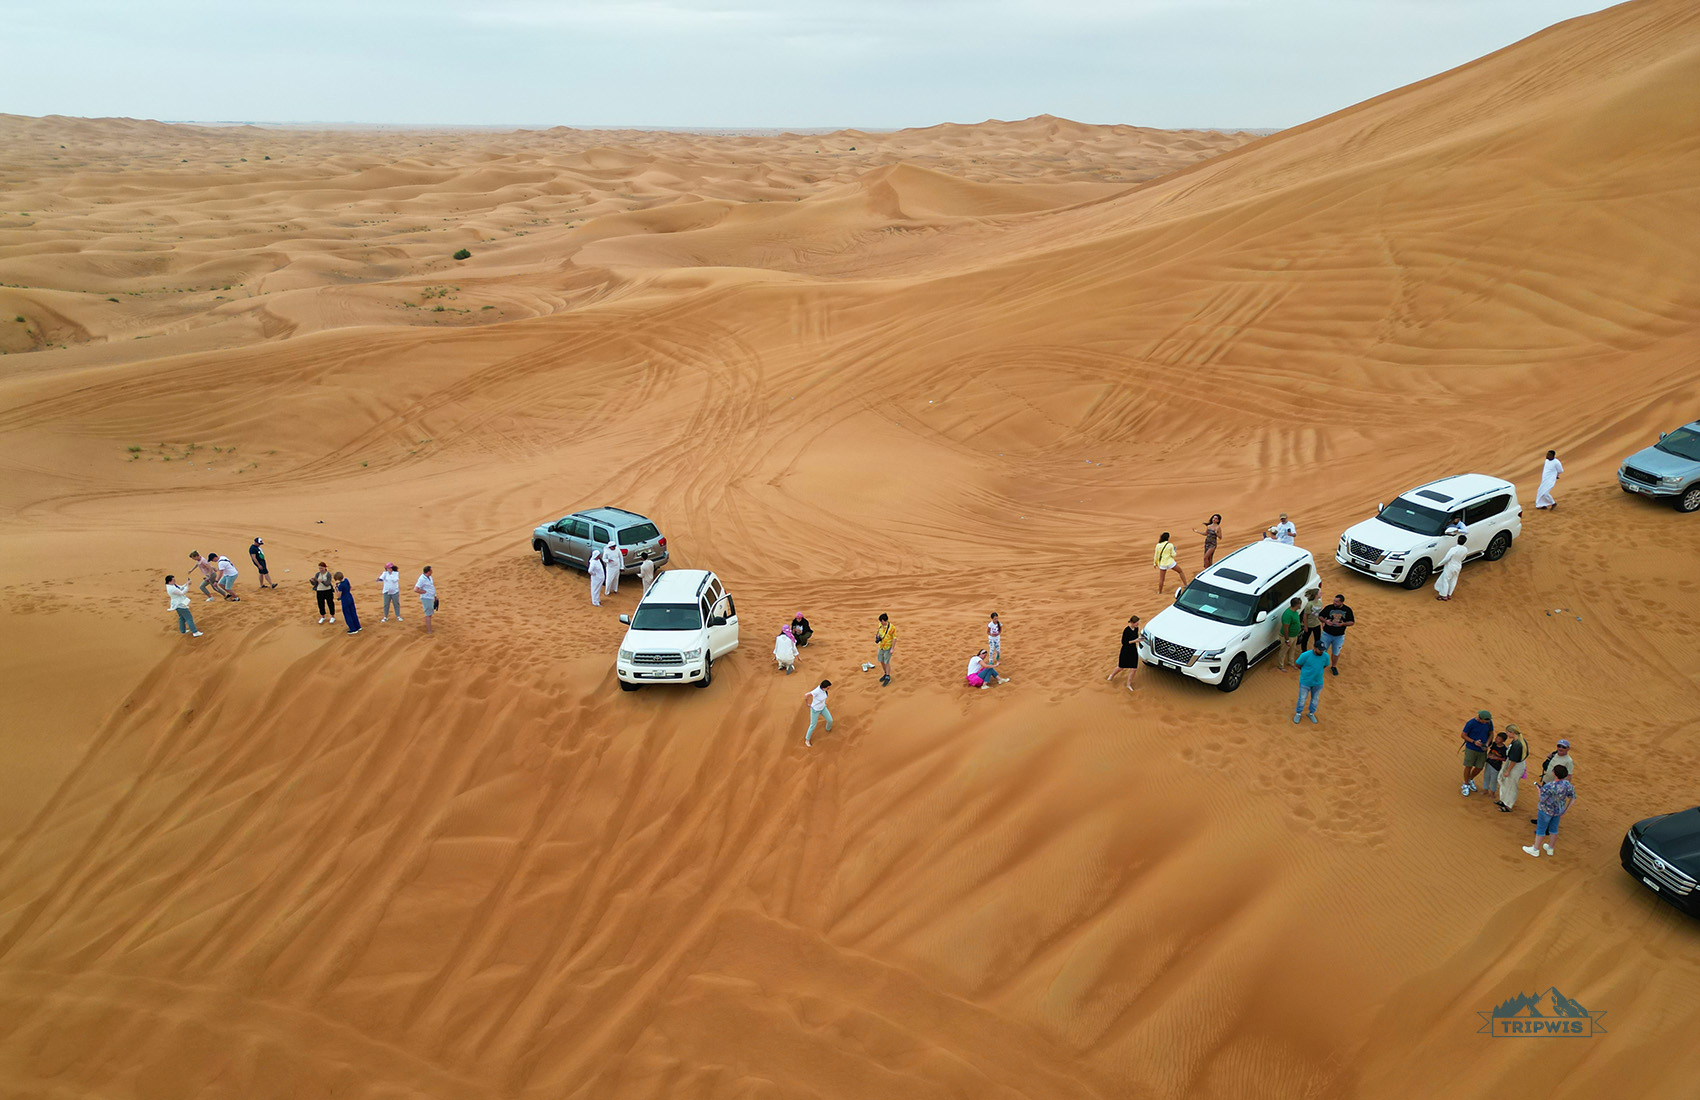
[1459,709,1493,796]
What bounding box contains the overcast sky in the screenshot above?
[4,0,1618,129]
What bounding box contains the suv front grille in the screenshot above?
[1150,637,1197,665]
[633,652,684,666]
[1348,539,1386,563]
[1631,837,1696,895]
[1621,466,1659,486]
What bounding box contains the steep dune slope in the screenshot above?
[1,3,1698,1099]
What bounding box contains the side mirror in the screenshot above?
[1255,611,1269,623]
[618,614,630,624]
[708,616,726,627]
[1375,502,1384,512]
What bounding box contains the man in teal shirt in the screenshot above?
[1277,596,1303,670]
[1292,637,1330,723]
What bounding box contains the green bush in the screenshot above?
[453,248,471,260]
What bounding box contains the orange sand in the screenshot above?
[1,1,1698,1097]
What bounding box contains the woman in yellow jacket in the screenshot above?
[1154,531,1189,594]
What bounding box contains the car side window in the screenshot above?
[592,525,610,544]
[700,597,713,623]
[720,596,735,619]
[1465,494,1509,524]
[566,519,589,539]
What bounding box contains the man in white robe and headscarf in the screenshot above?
[1536,450,1563,509]
[587,553,605,606]
[1433,534,1468,600]
[602,541,621,595]
[639,556,656,593]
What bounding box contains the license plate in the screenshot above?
[1642,876,1661,891]
[1158,660,1178,671]
[639,671,675,679]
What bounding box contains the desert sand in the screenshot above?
[1,0,1698,1096]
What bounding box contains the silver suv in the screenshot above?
[1619,420,1700,513]
[532,506,668,574]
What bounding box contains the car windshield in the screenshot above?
[630,603,702,631]
[1377,497,1451,536]
[1173,582,1257,626]
[619,522,660,545]
[1654,427,1700,462]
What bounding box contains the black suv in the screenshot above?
[1620,807,1700,917]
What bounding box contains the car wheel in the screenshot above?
[1678,485,1700,513]
[1484,531,1512,561]
[697,653,713,688]
[537,541,555,566]
[1401,558,1432,590]
[619,679,640,692]
[1217,654,1247,693]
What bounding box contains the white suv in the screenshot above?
[1139,542,1320,692]
[1337,473,1522,589]
[616,569,740,690]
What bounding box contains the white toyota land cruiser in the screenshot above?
[1336,473,1522,589]
[1139,541,1320,693]
[616,569,739,690]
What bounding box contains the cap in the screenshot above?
[1556,738,1570,748]
[387,562,396,568]
[1478,710,1492,720]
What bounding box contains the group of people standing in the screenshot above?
[1459,712,1577,857]
[310,561,438,636]
[588,541,658,606]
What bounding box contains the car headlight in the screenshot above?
[619,649,634,662]
[1384,551,1408,561]
[1196,647,1226,661]
[1662,475,1684,485]
[681,648,702,662]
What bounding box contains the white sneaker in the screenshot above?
[191,631,204,637]
[205,596,215,602]
[1293,714,1301,724]
[1000,678,1011,684]
[1462,784,1471,796]
[381,617,387,623]
[1468,781,1478,792]
[318,617,326,624]
[1542,843,1554,855]
[396,617,403,621]
[1522,845,1541,857]
[979,684,989,690]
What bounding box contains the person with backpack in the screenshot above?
[1522,764,1575,858]
[1496,724,1529,812]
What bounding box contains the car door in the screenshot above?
[590,524,613,569]
[707,593,739,657]
[562,518,591,565]
[1460,496,1505,558]
[546,518,573,558]
[1254,569,1299,657]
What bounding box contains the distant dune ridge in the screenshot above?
[1,1,1698,1099]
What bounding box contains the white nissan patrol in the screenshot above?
[1336,473,1522,589]
[616,569,739,690]
[1139,542,1319,692]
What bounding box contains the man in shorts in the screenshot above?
[249,537,278,589]
[1318,594,1354,675]
[1276,596,1303,670]
[1459,709,1493,796]
[874,613,896,686]
[1522,764,1575,858]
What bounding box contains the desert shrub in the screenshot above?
[453,248,471,260]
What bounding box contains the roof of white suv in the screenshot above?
[1403,473,1515,508]
[643,569,711,602]
[1200,542,1310,592]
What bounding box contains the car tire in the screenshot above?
[1678,485,1700,513]
[537,541,555,566]
[1217,654,1247,693]
[1484,531,1512,561]
[619,679,640,692]
[696,654,713,688]
[1401,558,1432,590]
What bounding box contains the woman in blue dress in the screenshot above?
[335,571,362,634]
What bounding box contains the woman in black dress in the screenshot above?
[1106,614,1140,692]
[1192,514,1222,568]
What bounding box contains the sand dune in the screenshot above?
[2,1,1699,1097]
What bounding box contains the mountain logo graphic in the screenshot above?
[1478,987,1606,1038]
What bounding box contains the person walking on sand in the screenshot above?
[1434,534,1468,601]
[774,625,799,674]
[639,556,657,594]
[1154,533,1188,594]
[987,612,1002,664]
[967,649,1007,688]
[1292,637,1329,723]
[1273,513,1296,546]
[601,540,621,596]
[249,538,278,589]
[335,571,361,635]
[313,562,337,624]
[189,551,227,602]
[874,613,896,685]
[1496,724,1529,812]
[1277,596,1303,671]
[587,553,605,608]
[1536,449,1563,510]
[415,565,437,634]
[1459,709,1493,796]
[1318,594,1353,676]
[804,680,833,746]
[790,613,813,648]
[1483,730,1509,797]
[1106,614,1140,692]
[1192,514,1223,569]
[377,562,404,622]
[1522,764,1575,858]
[214,553,240,599]
[165,575,203,637]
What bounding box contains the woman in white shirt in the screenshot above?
[377,563,404,622]
[165,575,203,637]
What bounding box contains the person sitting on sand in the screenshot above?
[967,649,1006,689]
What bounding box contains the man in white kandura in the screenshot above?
[1433,534,1468,601]
[639,556,656,593]
[1536,449,1563,509]
[587,552,605,607]
[602,541,622,595]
